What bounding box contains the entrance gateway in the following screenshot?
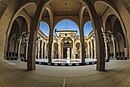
[63,42,71,59]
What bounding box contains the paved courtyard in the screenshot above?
[0,60,130,87]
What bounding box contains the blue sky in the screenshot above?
[39,19,93,36]
[84,21,93,36]
[54,19,80,35]
[39,21,49,36]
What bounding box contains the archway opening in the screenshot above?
[61,38,73,59]
[94,1,129,63]
[26,0,106,71]
[36,21,49,59]
[54,19,79,60]
[6,16,28,61]
[105,14,128,61]
[83,20,95,59]
[113,19,127,60]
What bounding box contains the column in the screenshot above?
[71,38,75,59]
[18,38,22,59]
[85,44,88,58]
[41,40,43,59]
[79,18,85,64]
[25,43,28,60]
[105,41,109,61]
[48,29,53,64]
[67,48,71,63]
[39,40,42,59]
[16,42,19,59]
[91,41,93,59]
[27,0,48,71]
[44,42,47,59]
[58,42,61,59]
[80,29,85,64]
[89,42,91,58]
[61,43,63,59]
[83,0,105,71]
[51,43,54,59]
[13,38,17,60]
[42,42,45,59]
[36,42,38,59]
[6,42,10,60]
[79,3,86,64]
[80,43,82,59]
[103,31,109,61]
[112,35,117,59]
[37,40,40,59]
[24,44,27,60]
[94,39,96,59]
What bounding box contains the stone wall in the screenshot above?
[0,0,17,59]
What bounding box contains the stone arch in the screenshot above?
[6,2,37,38]
[16,16,29,33]
[6,20,20,60]
[3,2,37,60]
[105,13,128,60]
[54,17,79,27]
[45,6,54,28]
[54,19,79,30]
[6,16,28,60]
[61,37,73,59]
[94,0,128,39]
[113,18,127,59]
[27,0,106,70]
[61,37,73,48]
[105,14,116,32]
[82,0,106,70]
[95,0,129,60]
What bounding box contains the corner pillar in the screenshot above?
[27,0,48,71]
[83,0,105,71]
[48,29,53,63]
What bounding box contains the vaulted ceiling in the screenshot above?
[51,0,81,16]
[42,0,108,18]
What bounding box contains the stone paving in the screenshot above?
[0,59,130,87]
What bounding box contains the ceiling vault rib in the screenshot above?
[23,8,33,19]
[100,6,109,18]
[79,2,82,17]
[50,3,54,13]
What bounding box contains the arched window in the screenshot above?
[84,21,93,36]
[54,19,79,35]
[39,21,49,36]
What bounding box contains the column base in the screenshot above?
[27,66,36,71]
[27,61,36,71]
[96,65,105,71]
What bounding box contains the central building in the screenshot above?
[36,28,95,61]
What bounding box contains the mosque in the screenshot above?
[0,0,130,87]
[34,28,96,64]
